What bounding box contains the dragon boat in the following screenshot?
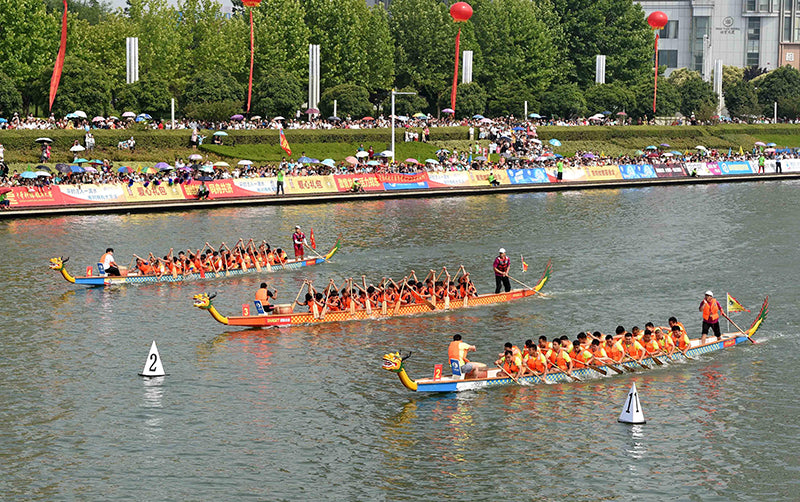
[193,260,552,328]
[49,236,341,286]
[382,296,769,393]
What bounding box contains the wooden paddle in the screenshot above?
[362,276,372,315]
[443,269,451,310]
[380,278,388,315]
[720,310,757,344]
[587,362,607,375]
[624,354,650,370]
[348,278,356,315]
[290,280,307,312]
[305,242,325,260]
[308,281,320,319]
[393,277,408,316]
[508,274,545,296]
[602,361,625,374]
[319,279,335,319]
[548,359,581,382]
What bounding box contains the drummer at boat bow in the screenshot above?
[256,283,276,312]
[100,248,120,276]
[493,248,511,293]
[699,291,724,345]
[448,334,477,374]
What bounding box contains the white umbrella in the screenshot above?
[188,154,203,161]
[378,150,393,157]
[213,161,230,167]
[531,138,542,144]
[355,151,369,158]
[250,115,262,120]
[695,145,707,150]
[121,111,136,118]
[108,116,119,120]
[237,160,253,166]
[35,171,52,177]
[73,110,87,118]
[273,116,285,121]
[35,137,53,143]
[70,145,85,152]
[662,152,674,157]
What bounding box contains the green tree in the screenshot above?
[485,80,538,118]
[184,100,243,121]
[671,72,715,117]
[0,72,22,116]
[540,83,586,118]
[0,0,59,111]
[362,6,395,94]
[389,87,429,116]
[472,0,561,100]
[252,68,305,118]
[626,78,680,120]
[756,65,800,114]
[777,95,800,119]
[721,65,744,91]
[724,79,759,119]
[390,0,461,110]
[252,0,311,81]
[49,55,113,116]
[439,82,487,118]
[183,69,244,106]
[44,0,113,25]
[584,83,634,115]
[319,83,373,118]
[550,0,651,86]
[180,0,246,80]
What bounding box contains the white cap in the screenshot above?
[705,290,713,297]
[499,248,506,254]
[295,225,300,229]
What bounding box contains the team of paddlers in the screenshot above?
[451,318,694,381]
[259,267,480,315]
[127,239,294,277]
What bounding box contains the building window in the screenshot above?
[692,17,710,72]
[658,50,679,68]
[747,18,761,67]
[785,17,792,41]
[796,22,800,41]
[659,21,679,39]
[747,0,757,11]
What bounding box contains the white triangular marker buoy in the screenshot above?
[139,340,166,377]
[618,382,646,424]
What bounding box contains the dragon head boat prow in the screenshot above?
[49,256,75,283]
[382,351,417,391]
[193,292,229,324]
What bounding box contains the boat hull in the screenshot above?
[409,333,750,392]
[223,289,540,327]
[58,237,340,286]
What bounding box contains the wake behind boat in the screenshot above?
[50,236,341,286]
[193,260,552,328]
[382,297,768,392]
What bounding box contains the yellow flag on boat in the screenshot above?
[521,255,528,272]
[727,293,749,312]
[738,145,744,155]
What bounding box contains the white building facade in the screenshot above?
[637,0,800,76]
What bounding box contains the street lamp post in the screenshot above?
[391,89,417,164]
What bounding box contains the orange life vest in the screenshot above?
[703,300,720,323]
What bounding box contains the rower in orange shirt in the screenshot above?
[521,340,548,379]
[655,328,676,356]
[588,338,614,365]
[570,340,594,369]
[622,332,646,363]
[641,330,662,358]
[671,324,691,356]
[255,282,276,313]
[496,350,522,379]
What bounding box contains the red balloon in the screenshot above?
[647,11,668,30]
[242,0,262,6]
[450,2,473,22]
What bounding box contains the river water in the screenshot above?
[1,180,798,500]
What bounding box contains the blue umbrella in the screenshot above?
[549,139,561,147]
[528,113,542,119]
[472,114,484,119]
[20,171,37,178]
[366,160,380,166]
[74,158,88,163]
[602,111,612,115]
[137,113,152,120]
[297,156,312,164]
[212,131,228,136]
[554,154,563,158]
[645,145,658,150]
[70,165,85,173]
[321,159,335,167]
[767,142,777,147]
[0,118,7,123]
[512,126,525,131]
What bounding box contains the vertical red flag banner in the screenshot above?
[279,128,292,156]
[49,0,69,111]
[449,2,473,114]
[310,227,316,249]
[647,11,668,114]
[242,0,263,113]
